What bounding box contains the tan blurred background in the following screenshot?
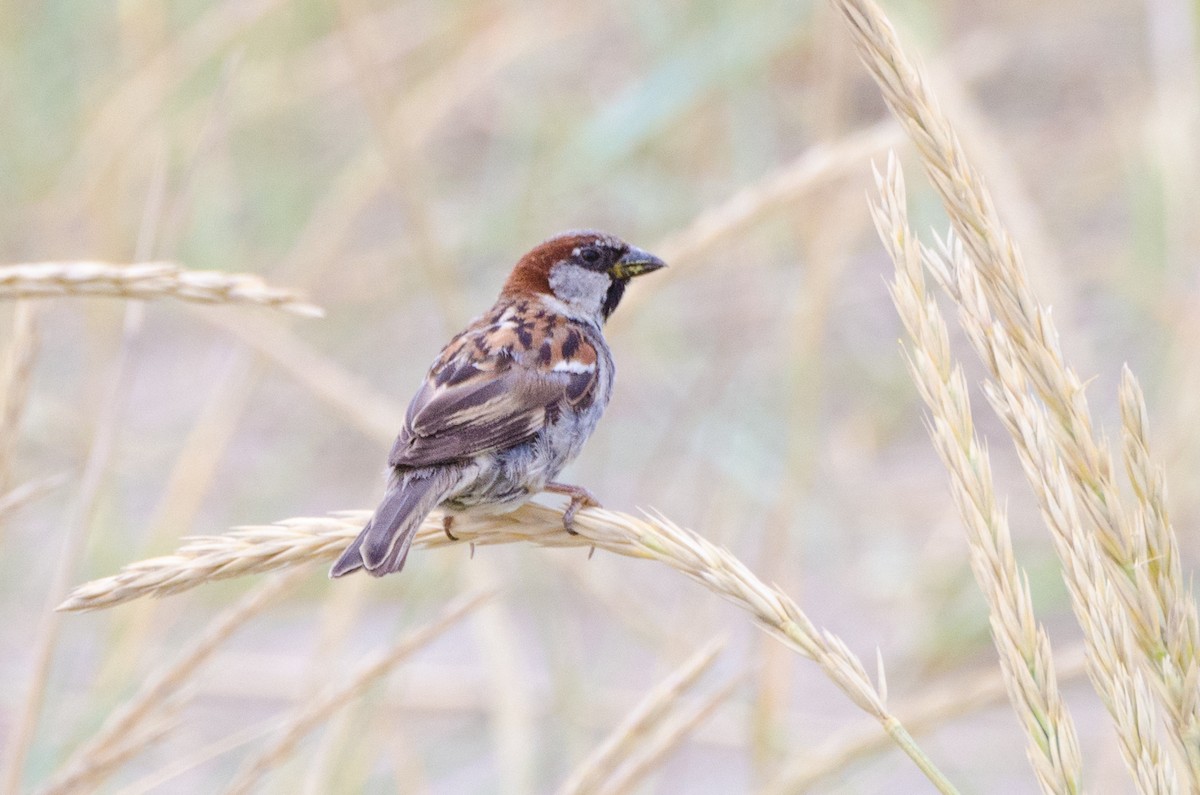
[1,0,1198,791]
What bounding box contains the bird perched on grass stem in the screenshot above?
[331,230,666,577]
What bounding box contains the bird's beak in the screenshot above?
[610,246,667,280]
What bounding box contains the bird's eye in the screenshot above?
[580,247,601,264]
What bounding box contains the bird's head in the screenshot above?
[501,230,666,321]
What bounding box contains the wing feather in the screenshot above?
[387,306,601,469]
[390,370,559,467]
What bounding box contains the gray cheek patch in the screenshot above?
[548,262,611,316]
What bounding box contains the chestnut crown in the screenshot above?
[501,230,665,321]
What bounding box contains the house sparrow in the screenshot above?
[331,230,666,578]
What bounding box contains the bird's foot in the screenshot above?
[544,482,601,535]
[443,514,458,542]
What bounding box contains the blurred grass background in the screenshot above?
[1,0,1197,791]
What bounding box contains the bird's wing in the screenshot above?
[388,311,599,468]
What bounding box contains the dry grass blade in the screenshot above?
[615,120,902,320]
[558,637,726,795]
[763,646,1090,794]
[456,560,536,795]
[65,0,287,201]
[594,674,742,795]
[0,262,322,317]
[38,571,305,795]
[873,156,1082,795]
[3,305,144,795]
[0,473,68,523]
[43,696,187,795]
[64,502,960,793]
[830,0,1200,782]
[655,119,899,268]
[112,718,277,795]
[194,310,398,442]
[222,590,492,795]
[0,302,39,493]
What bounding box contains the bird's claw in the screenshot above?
[544,482,601,534]
[561,491,600,535]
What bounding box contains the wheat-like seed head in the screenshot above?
[832,0,1200,784]
[62,500,960,793]
[985,336,1180,793]
[873,155,1083,795]
[0,262,323,317]
[1119,369,1200,774]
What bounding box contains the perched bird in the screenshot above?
[331,230,666,578]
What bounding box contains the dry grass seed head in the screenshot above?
[0,262,322,317]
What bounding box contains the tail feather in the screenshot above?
[329,531,367,577]
[330,468,458,579]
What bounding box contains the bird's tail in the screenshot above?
[329,468,459,578]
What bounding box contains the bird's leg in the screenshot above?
[543,482,601,535]
[443,514,459,542]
